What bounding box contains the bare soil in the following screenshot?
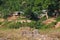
[42,18,56,25]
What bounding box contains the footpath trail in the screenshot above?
[42,18,56,25]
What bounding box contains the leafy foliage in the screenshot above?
[1,21,22,29]
[8,22,21,29]
[0,0,60,20]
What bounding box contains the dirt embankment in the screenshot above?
[42,18,56,25]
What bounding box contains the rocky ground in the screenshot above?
[0,27,60,40]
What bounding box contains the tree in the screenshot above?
[0,0,60,19]
[0,0,2,5]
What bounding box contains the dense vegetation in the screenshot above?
[0,0,60,29]
[0,1,60,40]
[0,0,60,18]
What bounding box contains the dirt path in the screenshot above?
[42,18,56,25]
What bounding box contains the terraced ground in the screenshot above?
[0,16,60,40]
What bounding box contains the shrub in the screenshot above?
[2,21,22,29]
[0,22,2,25]
[0,0,3,5]
[28,21,36,28]
[28,21,57,29]
[34,21,42,29]
[56,16,60,22]
[28,21,42,29]
[7,22,21,29]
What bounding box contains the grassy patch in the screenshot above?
[56,16,60,22]
[6,22,22,29]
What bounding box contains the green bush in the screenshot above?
[28,21,42,29]
[0,22,2,25]
[0,0,3,5]
[28,21,36,28]
[34,21,42,29]
[28,21,56,29]
[56,16,60,22]
[7,22,21,29]
[3,21,12,25]
[2,21,22,29]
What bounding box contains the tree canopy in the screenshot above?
[0,0,60,19]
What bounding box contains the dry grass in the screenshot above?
[0,27,60,40]
[0,27,33,40]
